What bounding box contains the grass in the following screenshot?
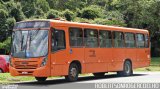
[0,73,35,84]
[134,57,160,71]
[0,57,160,83]
[0,73,91,84]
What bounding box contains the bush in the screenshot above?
[33,8,45,19]
[73,17,93,23]
[0,9,8,20]
[105,11,124,21]
[36,0,50,13]
[10,7,25,21]
[0,37,11,54]
[81,5,104,19]
[0,3,7,10]
[5,0,17,12]
[92,18,127,26]
[47,9,60,19]
[76,8,82,17]
[6,17,16,35]
[63,9,75,21]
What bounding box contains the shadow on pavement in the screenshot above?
[17,73,147,86]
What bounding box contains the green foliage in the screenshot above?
[10,8,25,21]
[73,17,91,23]
[0,2,7,10]
[46,9,60,19]
[0,9,8,41]
[81,5,104,19]
[93,18,126,26]
[0,37,11,53]
[0,9,8,20]
[63,9,75,21]
[21,1,36,18]
[33,8,45,19]
[35,0,50,13]
[0,0,159,56]
[6,17,16,34]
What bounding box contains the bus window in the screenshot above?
[113,31,124,48]
[99,30,112,48]
[84,29,98,48]
[52,29,66,52]
[145,34,149,48]
[69,28,83,47]
[136,34,145,48]
[125,33,135,48]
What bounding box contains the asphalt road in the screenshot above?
[1,72,160,89]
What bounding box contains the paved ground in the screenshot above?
[77,72,160,83]
[1,72,160,89]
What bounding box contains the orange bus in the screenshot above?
[10,19,150,82]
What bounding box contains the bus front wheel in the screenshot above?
[117,61,132,77]
[35,77,47,82]
[65,63,79,82]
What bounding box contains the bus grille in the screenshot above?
[14,61,38,69]
[15,65,38,69]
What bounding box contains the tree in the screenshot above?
[63,9,75,21]
[81,5,104,19]
[0,9,8,41]
[46,9,60,19]
[33,8,45,19]
[6,17,16,35]
[35,0,50,13]
[10,7,25,21]
[0,37,11,54]
[21,1,37,18]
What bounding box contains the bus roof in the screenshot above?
[17,19,149,33]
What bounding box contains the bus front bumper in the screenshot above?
[9,66,50,77]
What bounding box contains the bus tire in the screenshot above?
[35,77,47,82]
[65,63,79,82]
[117,61,132,77]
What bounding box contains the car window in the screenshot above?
[4,56,10,63]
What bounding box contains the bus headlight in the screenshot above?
[41,57,48,67]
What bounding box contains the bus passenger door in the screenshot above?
[50,27,69,76]
[84,29,100,73]
[112,31,125,71]
[136,34,149,68]
[68,28,85,73]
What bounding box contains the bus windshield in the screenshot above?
[11,30,48,58]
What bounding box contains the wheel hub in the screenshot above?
[125,63,130,74]
[70,68,77,77]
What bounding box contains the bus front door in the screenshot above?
[50,27,69,76]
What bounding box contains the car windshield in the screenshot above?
[4,55,10,63]
[11,30,48,58]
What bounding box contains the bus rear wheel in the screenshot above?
[35,77,47,82]
[93,73,105,77]
[117,61,132,77]
[65,63,79,82]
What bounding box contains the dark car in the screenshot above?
[0,55,10,73]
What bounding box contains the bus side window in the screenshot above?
[69,27,83,47]
[125,33,135,48]
[113,31,124,48]
[99,30,112,48]
[52,29,66,52]
[145,34,149,48]
[136,34,145,48]
[84,29,98,48]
